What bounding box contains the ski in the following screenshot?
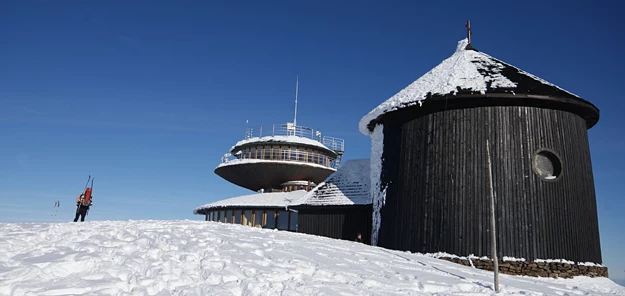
[84,175,91,190]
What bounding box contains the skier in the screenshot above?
[74,175,95,222]
[51,201,60,216]
[74,190,93,222]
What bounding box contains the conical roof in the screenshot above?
[359,38,598,135]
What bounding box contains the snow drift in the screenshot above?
[0,220,623,296]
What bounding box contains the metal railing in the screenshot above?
[220,148,342,169]
[244,123,344,153]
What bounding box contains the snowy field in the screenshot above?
[0,220,623,296]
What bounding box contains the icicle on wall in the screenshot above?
[370,124,386,246]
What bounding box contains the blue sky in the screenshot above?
[1,0,623,284]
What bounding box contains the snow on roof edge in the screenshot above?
[358,38,582,136]
[230,136,332,153]
[193,190,308,214]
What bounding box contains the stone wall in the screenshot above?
[437,257,608,279]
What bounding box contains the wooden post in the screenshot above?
[486,140,499,292]
[465,20,472,44]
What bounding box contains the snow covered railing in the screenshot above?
[220,149,341,169]
[244,123,344,153]
[321,136,344,153]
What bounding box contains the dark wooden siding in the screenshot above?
[377,106,602,263]
[297,206,373,244]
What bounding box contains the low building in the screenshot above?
[195,122,372,243]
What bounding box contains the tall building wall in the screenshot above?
[376,105,602,263]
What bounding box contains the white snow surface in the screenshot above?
[425,253,491,262]
[1,220,623,296]
[231,136,332,153]
[193,191,308,212]
[502,257,527,262]
[535,259,576,264]
[358,38,579,135]
[579,262,605,267]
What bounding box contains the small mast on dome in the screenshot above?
[465,20,472,44]
[293,75,299,127]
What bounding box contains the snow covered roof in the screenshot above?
[359,38,586,135]
[216,158,337,171]
[298,158,371,206]
[194,191,308,213]
[231,136,334,154]
[196,158,371,213]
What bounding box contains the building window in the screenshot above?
[290,150,297,161]
[289,211,298,231]
[272,147,279,160]
[277,211,289,230]
[263,147,270,160]
[225,210,233,223]
[282,149,289,161]
[265,211,276,229]
[244,210,253,226]
[532,149,563,181]
[233,210,241,224]
[254,210,263,228]
[297,149,304,161]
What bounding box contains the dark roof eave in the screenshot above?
[195,203,374,213]
[366,93,600,132]
[290,204,373,210]
[194,205,289,214]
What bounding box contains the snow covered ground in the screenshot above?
[0,220,623,296]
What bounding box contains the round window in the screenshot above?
[532,150,562,180]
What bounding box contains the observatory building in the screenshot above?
[214,123,344,193]
[195,82,373,243]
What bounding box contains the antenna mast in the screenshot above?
[294,75,299,126]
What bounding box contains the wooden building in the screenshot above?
[359,38,602,263]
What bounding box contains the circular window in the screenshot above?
[532,150,562,180]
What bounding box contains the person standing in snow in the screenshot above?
[355,232,363,243]
[73,191,93,222]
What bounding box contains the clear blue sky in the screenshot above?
[1,0,623,284]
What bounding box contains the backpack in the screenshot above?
[77,191,93,207]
